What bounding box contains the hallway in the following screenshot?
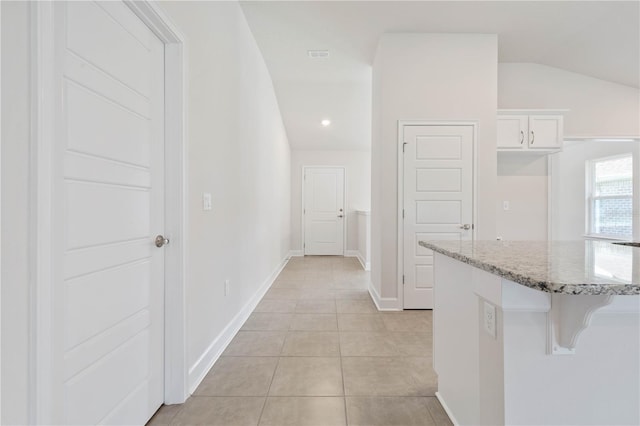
[148,256,451,426]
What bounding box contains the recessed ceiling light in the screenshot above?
[321,119,331,127]
[308,50,330,59]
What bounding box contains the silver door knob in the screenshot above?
[155,235,170,248]
[459,224,471,230]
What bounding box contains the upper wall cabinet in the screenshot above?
[497,110,565,152]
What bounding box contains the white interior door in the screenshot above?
[53,2,165,424]
[402,125,474,309]
[304,168,345,255]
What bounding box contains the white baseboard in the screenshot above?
[368,281,402,311]
[344,250,358,257]
[344,250,370,271]
[435,391,459,426]
[288,250,304,257]
[356,254,370,271]
[187,255,290,393]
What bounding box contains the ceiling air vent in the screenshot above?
[308,50,330,59]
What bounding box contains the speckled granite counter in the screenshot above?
[418,240,640,295]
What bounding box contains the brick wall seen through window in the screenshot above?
[589,155,633,238]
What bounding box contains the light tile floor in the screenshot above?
[148,256,452,426]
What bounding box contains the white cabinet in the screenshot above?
[528,115,563,149]
[497,112,563,152]
[497,115,528,149]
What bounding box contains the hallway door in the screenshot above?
[304,167,345,255]
[402,124,474,309]
[50,2,165,423]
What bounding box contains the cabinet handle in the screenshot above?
[520,130,524,144]
[530,130,535,144]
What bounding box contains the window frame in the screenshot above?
[585,153,634,240]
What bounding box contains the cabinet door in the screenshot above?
[497,116,528,149]
[528,115,563,149]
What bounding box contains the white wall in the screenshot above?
[1,2,31,424]
[496,154,549,240]
[159,1,291,390]
[551,141,640,241]
[497,63,640,242]
[371,34,498,303]
[356,211,371,270]
[290,150,371,253]
[499,63,640,138]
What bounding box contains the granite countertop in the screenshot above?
[418,240,640,296]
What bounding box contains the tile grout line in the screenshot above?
[332,265,350,426]
[255,317,287,425]
[164,404,183,426]
[423,396,440,426]
[338,303,349,426]
[256,261,292,426]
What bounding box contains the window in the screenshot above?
[587,154,633,239]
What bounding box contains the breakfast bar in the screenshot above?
[419,240,640,426]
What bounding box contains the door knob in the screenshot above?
[459,224,471,230]
[338,215,344,218]
[155,235,170,248]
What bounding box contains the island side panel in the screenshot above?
[434,253,480,424]
[473,268,506,426]
[502,284,640,425]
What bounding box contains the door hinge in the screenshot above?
[402,275,405,285]
[304,209,306,214]
[402,209,405,219]
[402,142,408,153]
[472,224,475,230]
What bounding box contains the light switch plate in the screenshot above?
[484,301,497,339]
[503,201,510,211]
[203,193,212,211]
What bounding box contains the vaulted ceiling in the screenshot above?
[240,1,640,150]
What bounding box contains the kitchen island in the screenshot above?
[419,240,640,426]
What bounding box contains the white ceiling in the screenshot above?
[240,1,640,150]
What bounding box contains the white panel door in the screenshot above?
[304,168,345,255]
[52,2,164,424]
[403,125,474,309]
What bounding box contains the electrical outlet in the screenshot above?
[484,301,497,339]
[503,201,510,211]
[203,193,212,211]
[224,280,230,296]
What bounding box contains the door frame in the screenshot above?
[301,166,347,256]
[397,121,478,309]
[29,2,188,423]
